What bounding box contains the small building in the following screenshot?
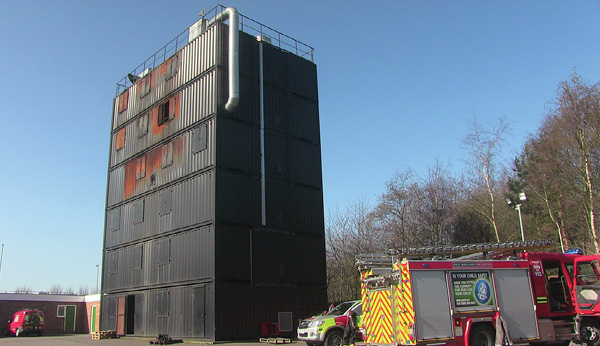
[0,293,100,335]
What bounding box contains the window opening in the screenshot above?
[158,100,170,125]
[57,306,66,318]
[543,261,571,312]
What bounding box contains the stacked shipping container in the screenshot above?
[102,9,326,340]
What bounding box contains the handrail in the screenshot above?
[115,4,314,96]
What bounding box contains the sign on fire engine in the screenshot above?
[451,271,494,309]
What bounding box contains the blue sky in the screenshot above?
[0,1,598,292]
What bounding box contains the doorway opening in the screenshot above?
[126,295,135,335]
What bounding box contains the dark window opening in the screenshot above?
[158,100,173,126]
[543,261,571,312]
[126,295,135,335]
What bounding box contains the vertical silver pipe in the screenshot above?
[207,7,239,112]
[259,41,266,226]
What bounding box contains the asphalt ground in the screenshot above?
[0,334,311,346]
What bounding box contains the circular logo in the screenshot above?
[474,279,491,305]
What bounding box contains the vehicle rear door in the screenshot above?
[573,256,600,314]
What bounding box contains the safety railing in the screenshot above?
[116,4,314,95]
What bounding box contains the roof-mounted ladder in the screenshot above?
[356,240,552,268]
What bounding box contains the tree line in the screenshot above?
[326,72,600,302]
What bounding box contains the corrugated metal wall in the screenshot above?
[103,20,326,340]
[103,22,223,340]
[101,283,215,338]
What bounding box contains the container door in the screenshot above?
[91,306,97,333]
[573,256,600,314]
[193,286,205,337]
[116,296,126,335]
[412,270,452,341]
[134,294,145,336]
[494,268,539,340]
[65,306,76,333]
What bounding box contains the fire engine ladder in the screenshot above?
[357,240,552,269]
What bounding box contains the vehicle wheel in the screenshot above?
[324,330,343,346]
[15,328,20,337]
[469,324,495,346]
[581,319,600,346]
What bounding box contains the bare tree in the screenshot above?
[14,286,33,294]
[78,286,90,295]
[462,116,511,242]
[49,284,64,294]
[325,198,375,302]
[372,162,462,248]
[371,169,419,248]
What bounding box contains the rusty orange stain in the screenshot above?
[122,135,186,200]
[118,89,129,113]
[124,159,138,199]
[173,136,184,155]
[122,92,185,201]
[116,128,126,150]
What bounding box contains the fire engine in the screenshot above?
[356,240,600,346]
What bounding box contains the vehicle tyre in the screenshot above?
[581,319,600,346]
[15,328,20,337]
[469,324,495,346]
[324,330,343,346]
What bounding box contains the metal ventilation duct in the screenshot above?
[207,7,239,112]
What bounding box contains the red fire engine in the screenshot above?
[356,241,600,346]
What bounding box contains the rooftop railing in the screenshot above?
[116,4,314,96]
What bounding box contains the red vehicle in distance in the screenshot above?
[4,309,45,337]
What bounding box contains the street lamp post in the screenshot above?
[96,264,99,294]
[506,192,528,241]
